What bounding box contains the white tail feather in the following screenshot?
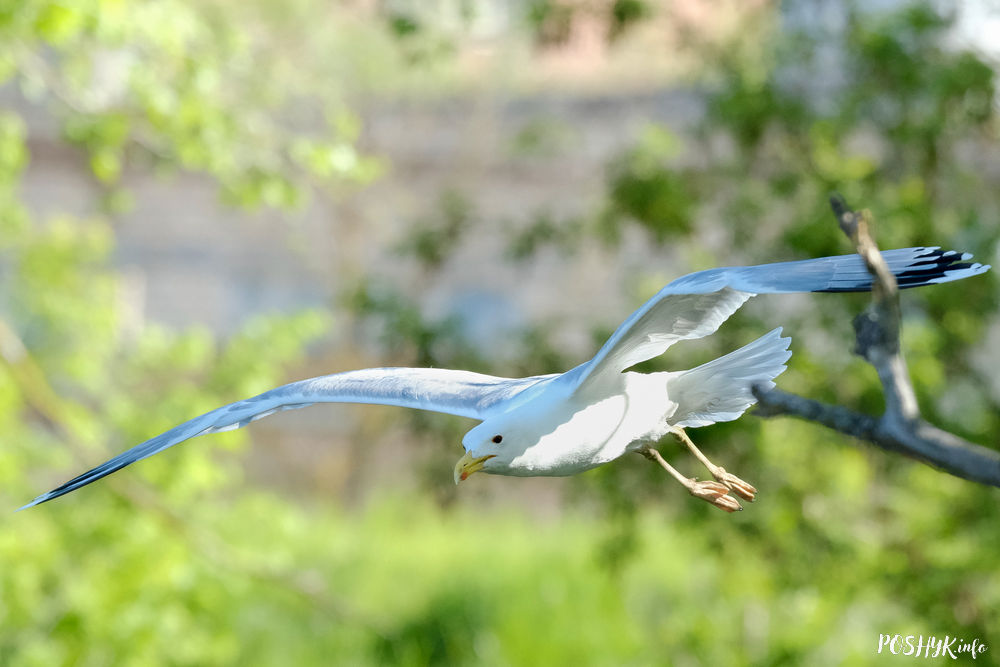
[668,327,791,428]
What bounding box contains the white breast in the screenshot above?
[503,394,626,475]
[612,371,678,456]
[503,372,677,476]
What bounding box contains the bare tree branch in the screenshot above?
[752,195,1000,488]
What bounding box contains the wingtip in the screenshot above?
[15,495,46,512]
[16,485,69,511]
[930,260,991,284]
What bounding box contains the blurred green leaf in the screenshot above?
[3,1,999,664]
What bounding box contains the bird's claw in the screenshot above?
[712,467,757,502]
[640,445,744,513]
[687,479,742,513]
[669,427,756,507]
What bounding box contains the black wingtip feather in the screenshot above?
[18,459,133,510]
[814,248,989,293]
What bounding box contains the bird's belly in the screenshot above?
[494,450,619,477]
[500,395,637,476]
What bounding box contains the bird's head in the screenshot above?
[453,380,570,483]
[453,383,624,483]
[454,417,523,483]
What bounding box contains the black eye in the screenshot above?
[492,434,503,444]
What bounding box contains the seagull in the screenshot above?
[20,247,989,512]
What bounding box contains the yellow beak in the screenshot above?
[454,452,496,485]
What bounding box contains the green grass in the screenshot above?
[6,476,995,666]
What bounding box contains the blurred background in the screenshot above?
[2,0,999,664]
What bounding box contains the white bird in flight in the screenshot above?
[21,247,989,512]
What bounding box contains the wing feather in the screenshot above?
[571,247,988,394]
[20,367,553,508]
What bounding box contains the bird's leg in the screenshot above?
[669,427,756,502]
[640,447,742,513]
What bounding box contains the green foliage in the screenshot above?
[601,125,696,243]
[1,217,332,664]
[525,0,575,47]
[609,0,651,41]
[508,116,578,158]
[7,486,989,666]
[345,277,480,370]
[3,1,999,664]
[526,0,652,47]
[2,0,381,209]
[395,190,473,272]
[349,1,1000,660]
[505,211,583,262]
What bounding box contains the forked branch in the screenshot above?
[752,195,1000,488]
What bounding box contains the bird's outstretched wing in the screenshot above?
[20,368,554,509]
[570,247,989,394]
